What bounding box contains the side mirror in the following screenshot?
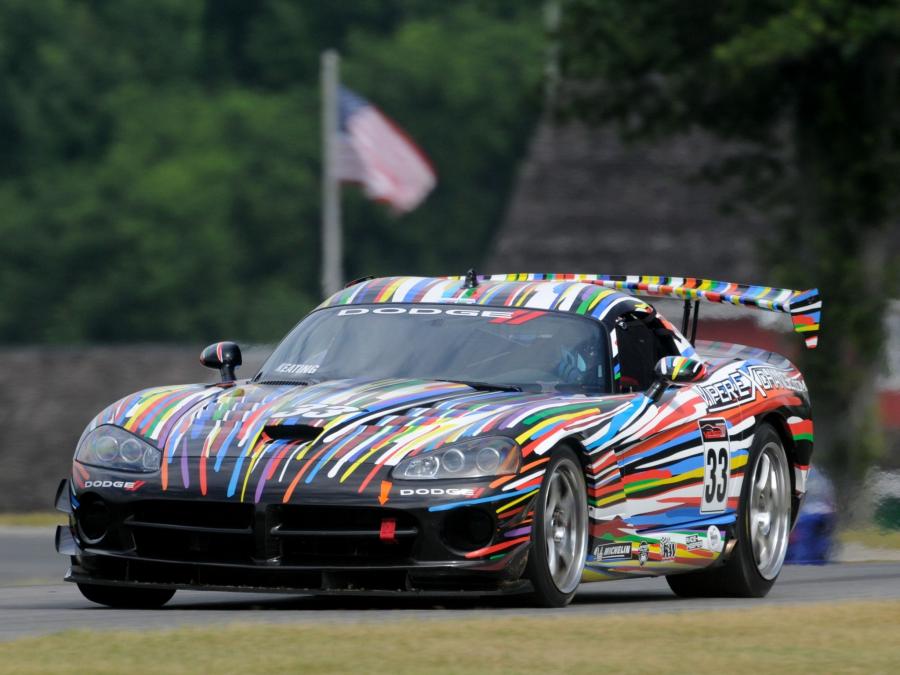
[200,341,242,382]
[647,355,707,401]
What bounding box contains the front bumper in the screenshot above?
[55,478,532,595]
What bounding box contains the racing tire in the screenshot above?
[77,583,176,608]
[526,447,589,607]
[666,423,792,598]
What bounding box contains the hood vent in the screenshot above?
[256,380,313,387]
[264,424,323,442]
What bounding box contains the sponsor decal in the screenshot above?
[399,488,477,497]
[593,542,632,561]
[699,365,807,412]
[659,537,676,562]
[748,364,808,394]
[698,373,753,411]
[83,480,145,492]
[707,526,723,552]
[638,541,650,566]
[269,404,360,420]
[700,420,728,441]
[489,309,548,325]
[699,418,731,514]
[337,307,518,319]
[685,534,703,551]
[275,362,320,375]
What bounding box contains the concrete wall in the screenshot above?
[0,345,271,512]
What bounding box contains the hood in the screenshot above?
[86,377,632,500]
[89,378,476,457]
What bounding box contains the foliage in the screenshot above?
[557,0,900,493]
[0,0,544,343]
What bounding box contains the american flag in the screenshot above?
[334,86,436,213]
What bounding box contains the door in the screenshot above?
[611,311,719,530]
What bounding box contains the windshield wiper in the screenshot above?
[436,379,522,393]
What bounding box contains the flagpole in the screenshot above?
[321,49,343,297]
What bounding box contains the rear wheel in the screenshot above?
[527,448,589,607]
[77,582,175,608]
[666,423,792,598]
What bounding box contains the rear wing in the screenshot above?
[575,274,822,349]
[467,274,821,349]
[584,275,821,349]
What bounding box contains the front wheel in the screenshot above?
[77,582,176,608]
[667,423,792,598]
[526,447,589,607]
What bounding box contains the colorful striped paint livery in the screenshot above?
[320,276,650,322]
[70,273,817,581]
[80,353,813,568]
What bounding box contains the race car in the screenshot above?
[55,273,821,607]
[785,467,836,564]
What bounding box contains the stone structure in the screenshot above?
[0,345,270,511]
[487,120,771,282]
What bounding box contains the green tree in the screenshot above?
[557,0,900,500]
[0,0,544,344]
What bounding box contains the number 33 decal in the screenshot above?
[699,419,731,513]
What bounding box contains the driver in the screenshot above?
[556,338,600,388]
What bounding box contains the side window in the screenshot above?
[615,312,679,392]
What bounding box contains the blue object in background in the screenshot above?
[786,467,837,564]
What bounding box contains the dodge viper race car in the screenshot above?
[55,273,821,607]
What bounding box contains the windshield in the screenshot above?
[257,304,609,394]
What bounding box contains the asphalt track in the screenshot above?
[2,527,900,642]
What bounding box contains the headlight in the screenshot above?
[76,425,162,473]
[392,437,519,480]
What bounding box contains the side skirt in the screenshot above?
[581,518,735,582]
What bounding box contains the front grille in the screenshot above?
[129,500,255,530]
[123,501,256,564]
[111,500,419,567]
[274,505,419,565]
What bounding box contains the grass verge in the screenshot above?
[839,527,900,550]
[0,600,897,674]
[0,512,65,528]
[0,578,59,588]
